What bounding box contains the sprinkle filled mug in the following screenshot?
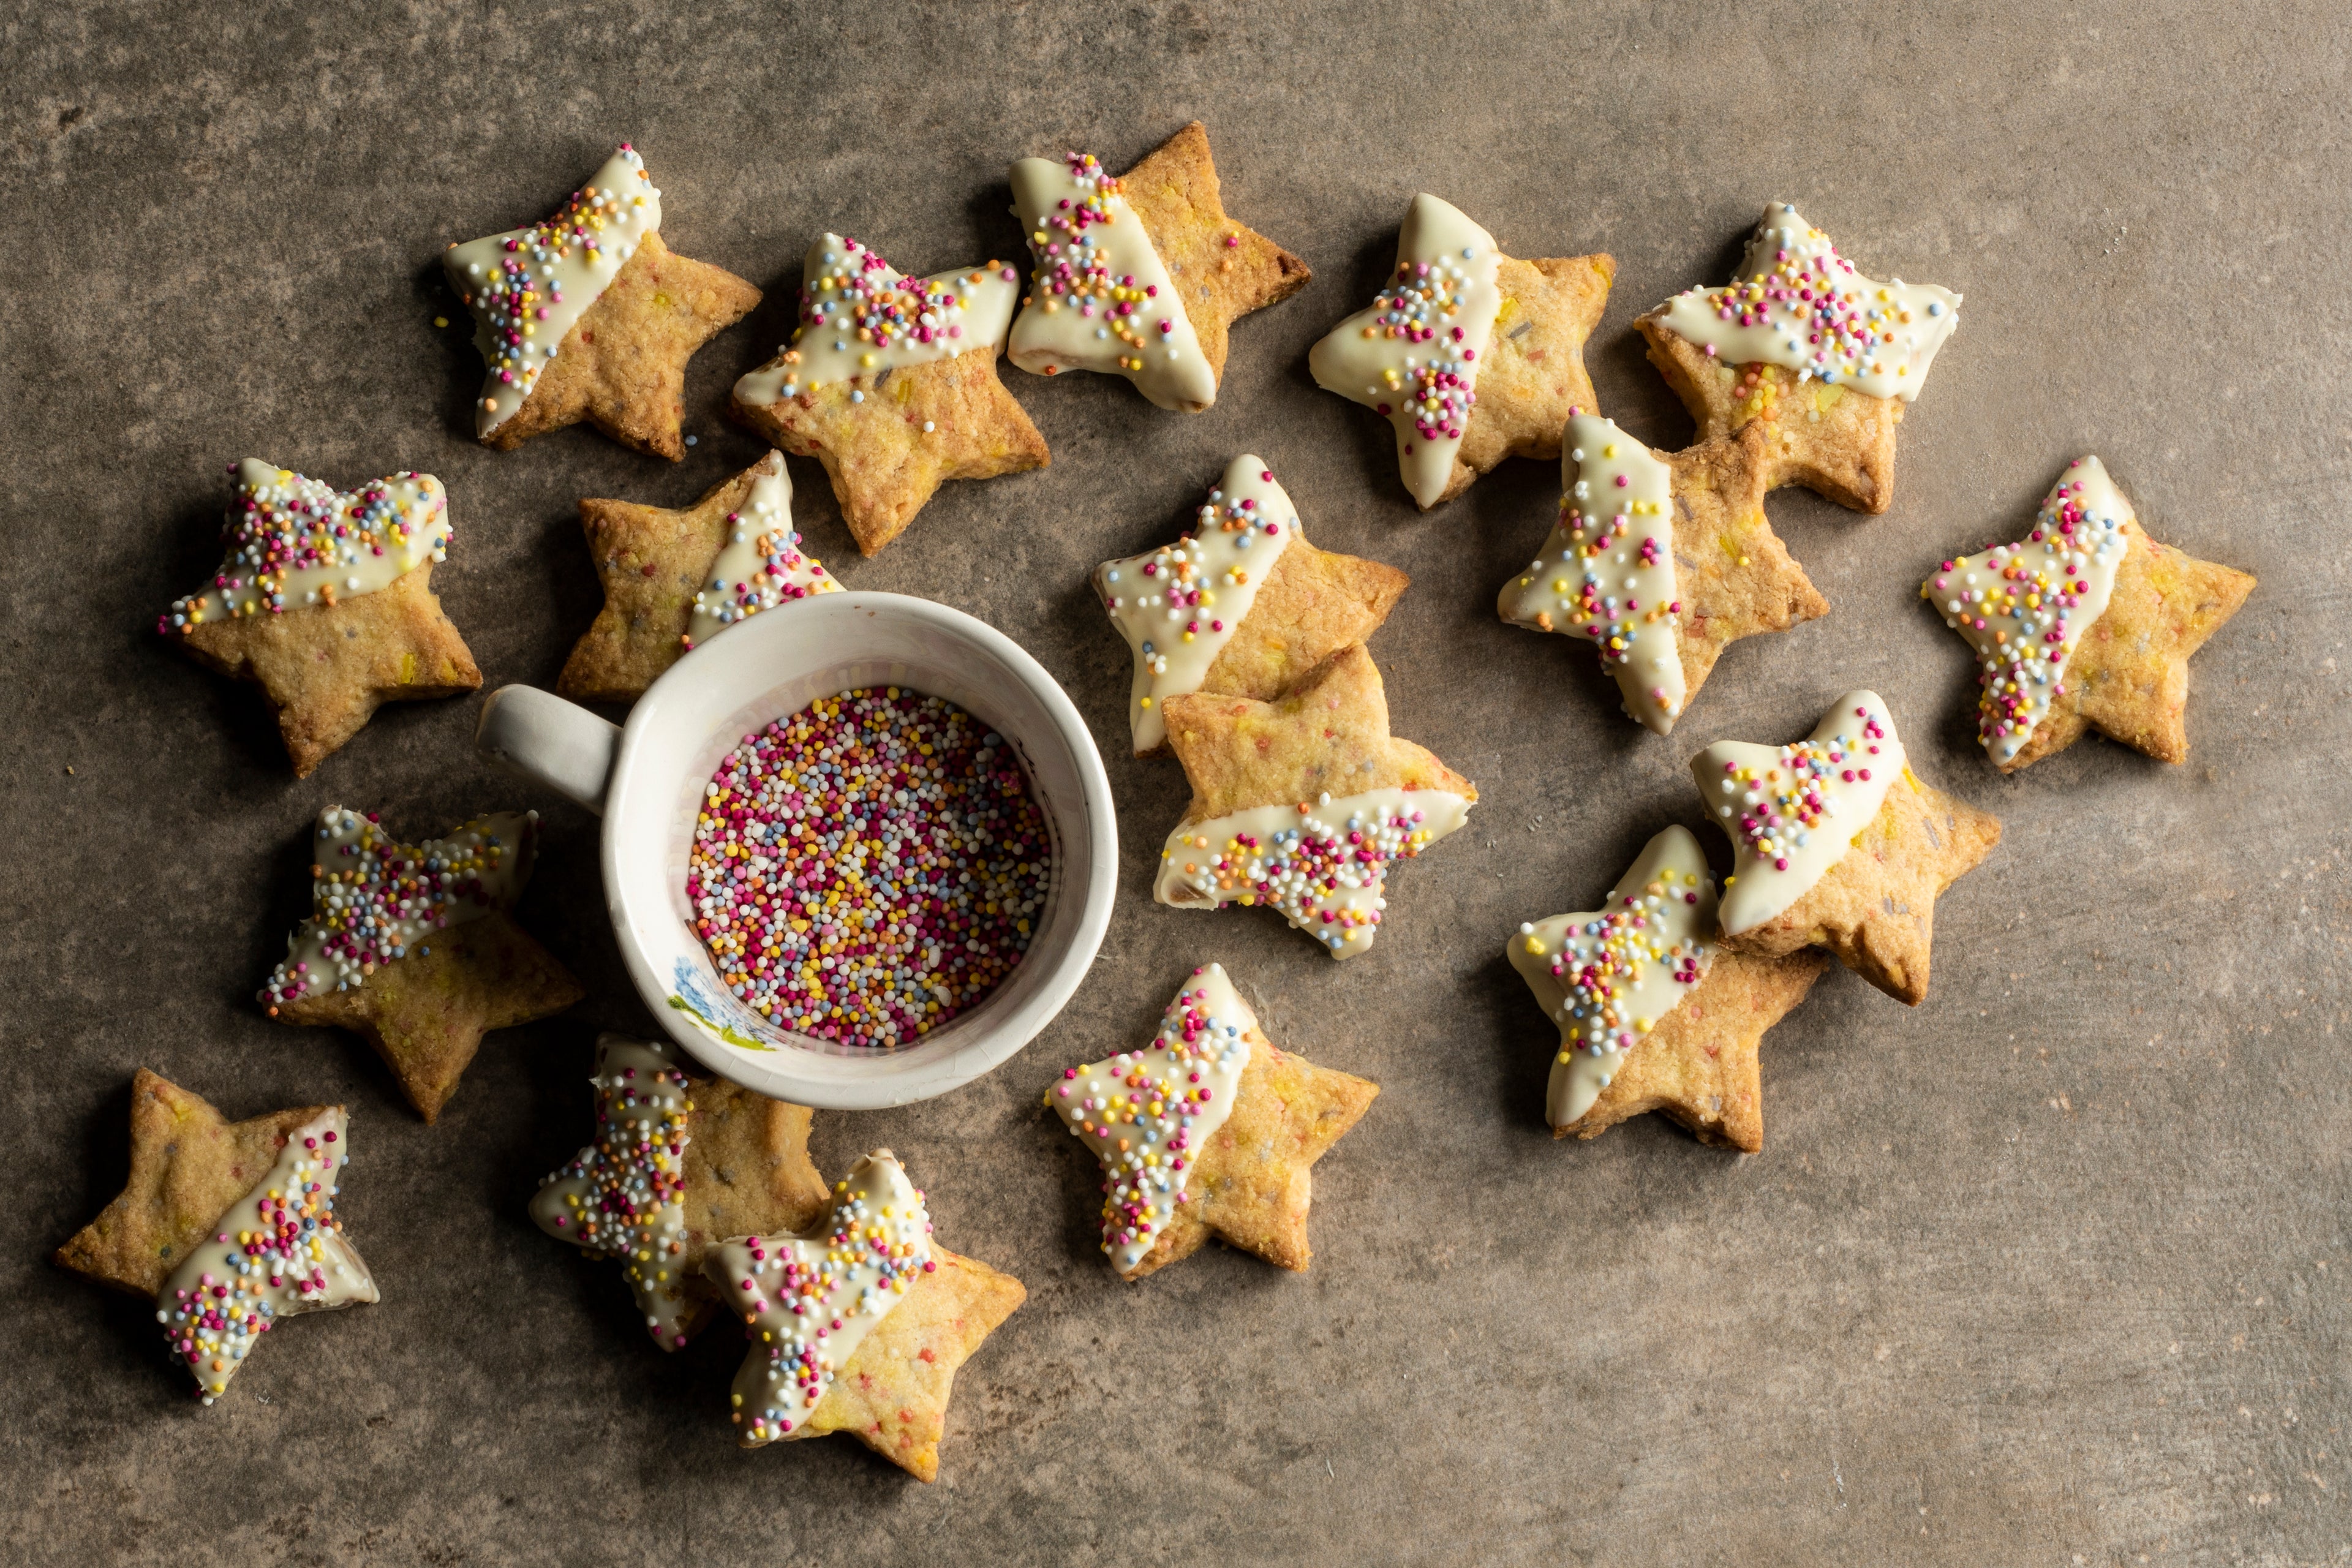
[475,591,1116,1109]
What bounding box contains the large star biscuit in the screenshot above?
[1691,692,2000,1005]
[1099,452,1408,755]
[531,1033,826,1348]
[260,807,582,1121]
[1006,123,1310,412]
[1156,644,1477,958]
[446,145,760,459]
[56,1071,377,1404]
[1923,455,2256,771]
[559,451,841,702]
[1509,826,1829,1151]
[732,235,1047,556]
[1310,192,1613,508]
[1499,415,1825,733]
[704,1150,1025,1482]
[1637,201,1961,514]
[159,459,480,777]
[1047,962,1377,1278]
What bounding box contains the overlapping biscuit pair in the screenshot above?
[160,459,481,775]
[530,1038,1024,1483]
[1509,695,2000,1150]
[531,1033,828,1348]
[1047,963,1378,1279]
[1096,454,1470,956]
[1923,456,2255,771]
[56,1072,378,1406]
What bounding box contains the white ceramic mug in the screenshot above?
[475,591,1117,1109]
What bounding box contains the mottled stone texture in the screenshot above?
[2,4,2346,1564]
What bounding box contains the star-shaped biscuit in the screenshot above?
[1692,692,2000,1005]
[160,460,481,777]
[1005,126,1309,413]
[532,1033,826,1348]
[1047,962,1378,1278]
[1156,643,1477,957]
[732,235,1047,556]
[1509,826,1828,1152]
[1310,192,1613,508]
[56,1071,377,1403]
[1099,452,1408,755]
[1923,455,2255,771]
[1500,417,1825,732]
[1114,121,1313,391]
[706,1151,1025,1482]
[261,807,582,1121]
[446,145,760,459]
[559,451,841,702]
[1636,201,1961,514]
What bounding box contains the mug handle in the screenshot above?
[475,686,620,816]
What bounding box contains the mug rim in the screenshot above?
[599,590,1117,1108]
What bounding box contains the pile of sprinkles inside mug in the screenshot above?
[686,688,1052,1047]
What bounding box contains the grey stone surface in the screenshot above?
[3,2,2346,1562]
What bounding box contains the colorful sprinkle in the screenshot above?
[686,690,1051,1047]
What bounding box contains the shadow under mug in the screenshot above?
[474,591,1117,1109]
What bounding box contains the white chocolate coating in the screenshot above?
[705,1151,933,1447]
[1499,413,1686,732]
[1508,827,1716,1129]
[1692,690,1905,934]
[156,1108,375,1404]
[1006,153,1216,412]
[530,1034,699,1348]
[161,461,449,634]
[685,456,839,651]
[1924,456,2129,763]
[446,146,662,437]
[1097,453,1298,753]
[259,807,538,1009]
[1308,194,1503,507]
[1155,786,1473,959]
[732,233,1020,407]
[1657,202,1959,401]
[1047,963,1253,1273]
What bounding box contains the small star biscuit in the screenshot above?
[531,1033,826,1349]
[1509,826,1830,1152]
[56,1071,377,1405]
[159,459,480,777]
[733,234,1049,556]
[1007,123,1310,412]
[1637,201,1961,514]
[559,451,841,703]
[1691,691,2000,1005]
[1499,415,1825,733]
[1310,193,1613,508]
[447,145,760,459]
[1923,455,2256,771]
[260,807,582,1121]
[705,1150,1025,1482]
[1155,643,1476,959]
[1098,452,1409,756]
[1047,962,1378,1278]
